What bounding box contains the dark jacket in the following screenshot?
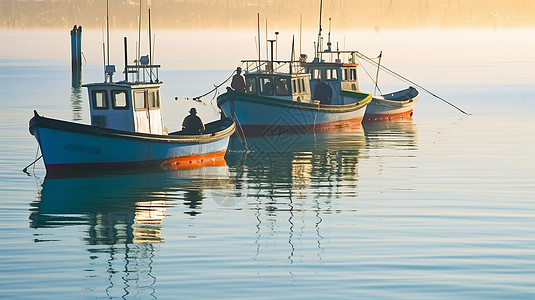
[182,114,205,134]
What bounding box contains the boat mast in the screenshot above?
[257,13,261,69]
[137,0,142,73]
[316,0,323,59]
[149,8,152,65]
[106,0,110,66]
[374,51,383,95]
[124,37,128,81]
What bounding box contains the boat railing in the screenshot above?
[125,63,161,84]
[242,59,306,75]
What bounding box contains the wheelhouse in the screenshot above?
[305,54,361,105]
[83,58,165,135]
[241,60,312,103]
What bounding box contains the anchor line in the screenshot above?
[356,51,471,115]
[230,100,249,153]
[23,146,42,174]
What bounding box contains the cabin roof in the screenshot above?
[83,82,164,89]
[305,61,343,68]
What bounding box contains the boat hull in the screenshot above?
[217,89,372,136]
[364,87,420,122]
[29,112,235,173]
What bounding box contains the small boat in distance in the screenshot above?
[365,87,420,122]
[29,38,234,174]
[217,52,372,137]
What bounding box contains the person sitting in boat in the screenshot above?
[182,107,205,134]
[313,79,333,104]
[231,67,246,93]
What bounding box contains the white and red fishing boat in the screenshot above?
[29,39,234,174]
[364,87,420,121]
[217,55,372,136]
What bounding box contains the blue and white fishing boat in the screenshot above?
[217,56,372,136]
[29,39,234,173]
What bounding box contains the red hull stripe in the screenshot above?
[161,151,227,170]
[364,110,414,122]
[240,117,363,136]
[45,151,228,172]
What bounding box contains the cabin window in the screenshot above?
[112,90,128,110]
[148,90,160,109]
[246,77,257,94]
[350,69,357,80]
[292,79,298,93]
[299,79,306,92]
[326,69,338,80]
[342,69,348,81]
[134,91,146,110]
[275,78,291,96]
[259,77,273,95]
[92,90,108,110]
[312,69,322,80]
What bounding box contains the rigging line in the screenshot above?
[356,57,382,94]
[356,52,471,115]
[191,64,242,101]
[231,101,249,153]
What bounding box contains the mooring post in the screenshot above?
[70,25,82,87]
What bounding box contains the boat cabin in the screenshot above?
[305,57,360,105]
[243,71,312,103]
[83,59,165,135]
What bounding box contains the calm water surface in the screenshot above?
[0,29,534,299]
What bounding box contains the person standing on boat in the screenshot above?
[182,108,205,134]
[231,67,246,93]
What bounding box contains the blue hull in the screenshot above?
[29,111,235,173]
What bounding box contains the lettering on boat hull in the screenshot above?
[64,144,102,155]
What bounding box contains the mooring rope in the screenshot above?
[230,100,249,153]
[356,51,471,115]
[189,62,245,102]
[23,146,42,174]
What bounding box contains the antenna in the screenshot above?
[257,13,261,68]
[265,18,268,62]
[275,31,279,60]
[327,17,332,52]
[102,42,106,81]
[316,0,323,58]
[299,14,302,56]
[290,35,295,74]
[106,0,110,66]
[137,0,142,66]
[148,8,152,65]
[268,39,275,73]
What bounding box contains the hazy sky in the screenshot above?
[2,0,535,29]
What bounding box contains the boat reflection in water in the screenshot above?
[363,120,419,150]
[225,127,367,261]
[226,126,367,197]
[29,163,231,298]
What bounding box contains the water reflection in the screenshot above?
[363,121,419,150]
[227,128,367,197]
[226,128,366,263]
[29,165,231,298]
[70,70,83,121]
